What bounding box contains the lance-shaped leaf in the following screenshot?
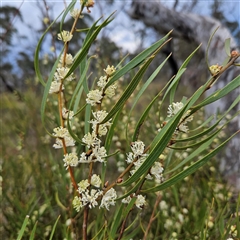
[34,11,63,86]
[166,111,239,173]
[40,52,63,135]
[143,131,239,193]
[169,44,201,103]
[192,74,240,110]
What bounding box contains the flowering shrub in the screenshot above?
[12,0,240,239]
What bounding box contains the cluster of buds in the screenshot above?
[209,64,222,76]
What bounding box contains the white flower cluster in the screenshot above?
[122,193,146,209]
[167,102,184,117]
[57,30,73,43]
[79,111,111,163]
[49,54,74,94]
[86,66,117,106]
[126,141,148,177]
[126,141,164,183]
[59,53,74,67]
[52,126,75,149]
[72,175,117,212]
[63,152,78,169]
[104,65,116,76]
[165,102,193,133]
[70,8,82,19]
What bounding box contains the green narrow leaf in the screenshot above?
[17,215,30,240]
[176,102,240,144]
[122,198,137,219]
[169,129,221,150]
[144,131,239,193]
[91,222,106,240]
[34,11,63,86]
[29,221,38,240]
[49,215,61,240]
[224,38,231,57]
[193,75,240,109]
[170,44,202,103]
[110,204,124,239]
[160,68,186,109]
[206,27,219,68]
[166,129,223,174]
[40,51,63,135]
[59,0,76,32]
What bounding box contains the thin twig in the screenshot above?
[143,194,162,240]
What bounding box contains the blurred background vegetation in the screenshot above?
[1,0,239,239]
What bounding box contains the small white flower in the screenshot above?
[64,136,75,147]
[97,76,108,88]
[105,83,117,98]
[150,162,164,182]
[63,152,78,169]
[167,102,184,117]
[72,196,83,212]
[79,152,88,163]
[91,174,102,188]
[53,126,68,138]
[129,153,148,176]
[54,67,74,82]
[131,141,145,158]
[89,111,112,136]
[70,8,81,19]
[96,125,108,136]
[57,30,73,42]
[81,189,103,209]
[59,53,73,66]
[49,81,64,94]
[52,127,75,149]
[104,65,116,76]
[178,123,189,133]
[65,219,72,226]
[122,196,131,204]
[229,225,237,237]
[159,200,168,210]
[82,132,101,148]
[100,188,117,210]
[62,108,74,120]
[126,152,134,164]
[164,219,173,229]
[92,146,107,162]
[77,179,90,193]
[182,208,188,214]
[86,89,103,106]
[91,110,109,123]
[135,195,146,209]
